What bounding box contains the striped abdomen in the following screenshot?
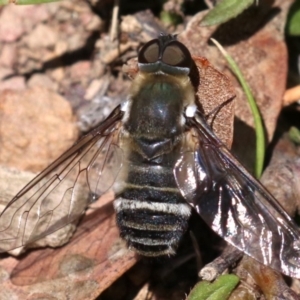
[114,149,192,257]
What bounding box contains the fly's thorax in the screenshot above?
[121,72,195,160]
[123,72,195,137]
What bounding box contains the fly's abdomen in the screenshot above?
[114,152,192,257]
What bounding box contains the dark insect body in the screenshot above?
[1,34,300,279]
[114,42,195,256]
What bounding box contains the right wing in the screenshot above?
[175,114,300,279]
[0,106,124,252]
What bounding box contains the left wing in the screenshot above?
[175,113,300,279]
[0,106,124,252]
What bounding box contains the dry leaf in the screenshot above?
[0,203,137,299]
[179,0,293,170]
[191,56,235,148]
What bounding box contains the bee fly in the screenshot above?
[1,34,300,279]
[113,35,198,257]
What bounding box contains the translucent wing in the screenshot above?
[0,106,124,253]
[175,114,300,278]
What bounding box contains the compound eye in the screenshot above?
[138,39,160,64]
[162,41,192,68]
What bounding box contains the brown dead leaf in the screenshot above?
[0,1,297,299]
[0,203,137,299]
[191,56,235,148]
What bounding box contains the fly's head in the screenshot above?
[122,34,198,139]
[136,34,196,108]
[138,34,192,76]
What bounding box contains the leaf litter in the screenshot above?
[0,0,299,299]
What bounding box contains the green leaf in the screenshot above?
[201,0,255,27]
[286,0,300,36]
[160,11,183,26]
[187,275,239,300]
[289,126,300,144]
[211,38,266,178]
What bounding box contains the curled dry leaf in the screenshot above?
[190,56,235,148]
[179,0,292,170]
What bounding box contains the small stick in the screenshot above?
[110,0,120,42]
[283,85,300,106]
[199,245,243,281]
